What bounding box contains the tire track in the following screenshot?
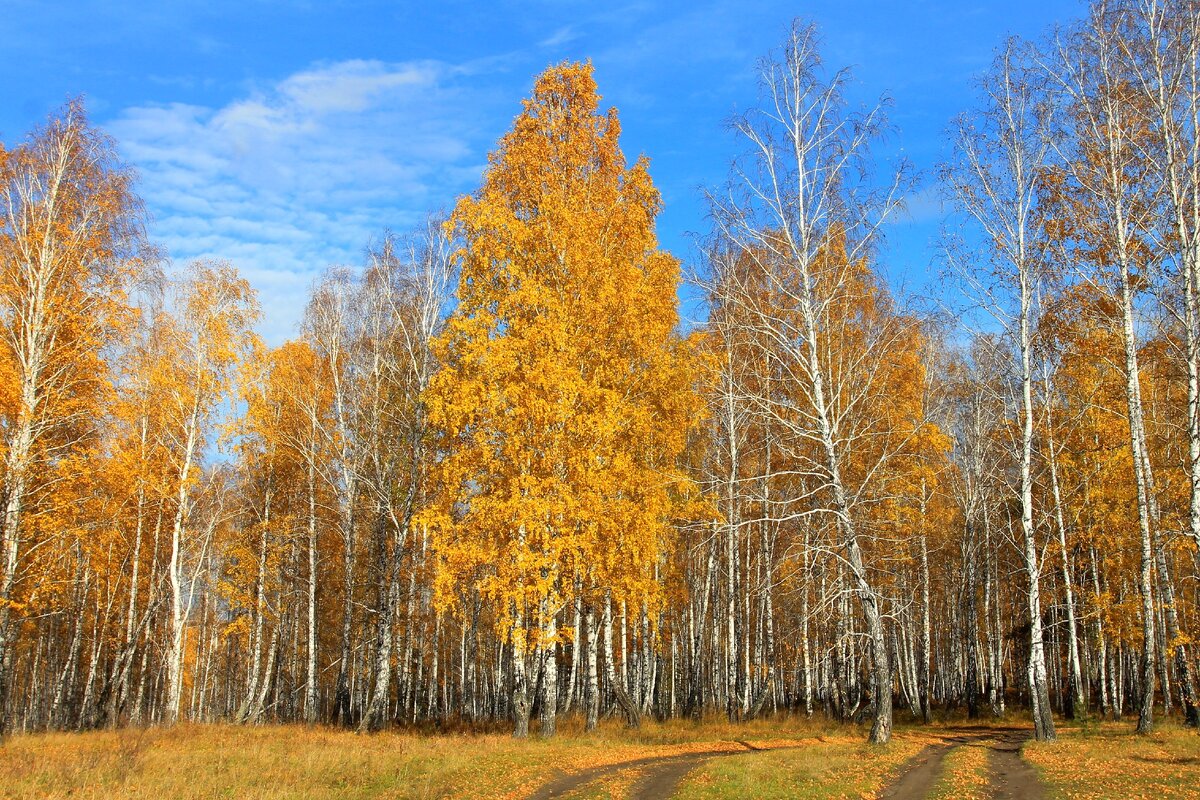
[525,740,793,800]
[877,726,1045,800]
[527,726,1044,800]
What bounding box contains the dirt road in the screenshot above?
[879,727,1043,800]
[526,740,784,800]
[524,726,1044,800]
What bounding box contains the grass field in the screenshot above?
[670,732,932,800]
[0,716,850,800]
[1,715,1198,799]
[1025,720,1200,800]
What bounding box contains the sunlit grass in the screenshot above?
[671,730,936,800]
[1025,720,1200,800]
[0,714,842,800]
[926,739,990,800]
[12,714,1188,800]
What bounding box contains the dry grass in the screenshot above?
[671,729,938,800]
[1024,721,1200,800]
[0,715,840,800]
[15,716,1188,800]
[926,739,991,800]
[562,764,650,800]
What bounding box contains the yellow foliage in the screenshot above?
[422,62,703,646]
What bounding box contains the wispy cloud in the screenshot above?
[109,59,500,343]
[539,25,579,49]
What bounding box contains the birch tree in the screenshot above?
[358,222,454,732]
[706,20,914,744]
[424,62,698,738]
[1114,0,1200,727]
[159,261,259,723]
[0,101,149,732]
[941,37,1058,741]
[1050,2,1167,733]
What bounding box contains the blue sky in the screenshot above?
[2,0,1083,343]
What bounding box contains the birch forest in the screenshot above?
[4,0,1200,750]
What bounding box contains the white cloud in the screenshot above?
[108,58,498,344]
[539,26,579,49]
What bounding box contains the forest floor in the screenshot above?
[0,714,1197,799]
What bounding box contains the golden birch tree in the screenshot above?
[0,101,150,730]
[158,261,259,723]
[423,62,699,738]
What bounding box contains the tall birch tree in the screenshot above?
[706,20,914,744]
[942,37,1059,742]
